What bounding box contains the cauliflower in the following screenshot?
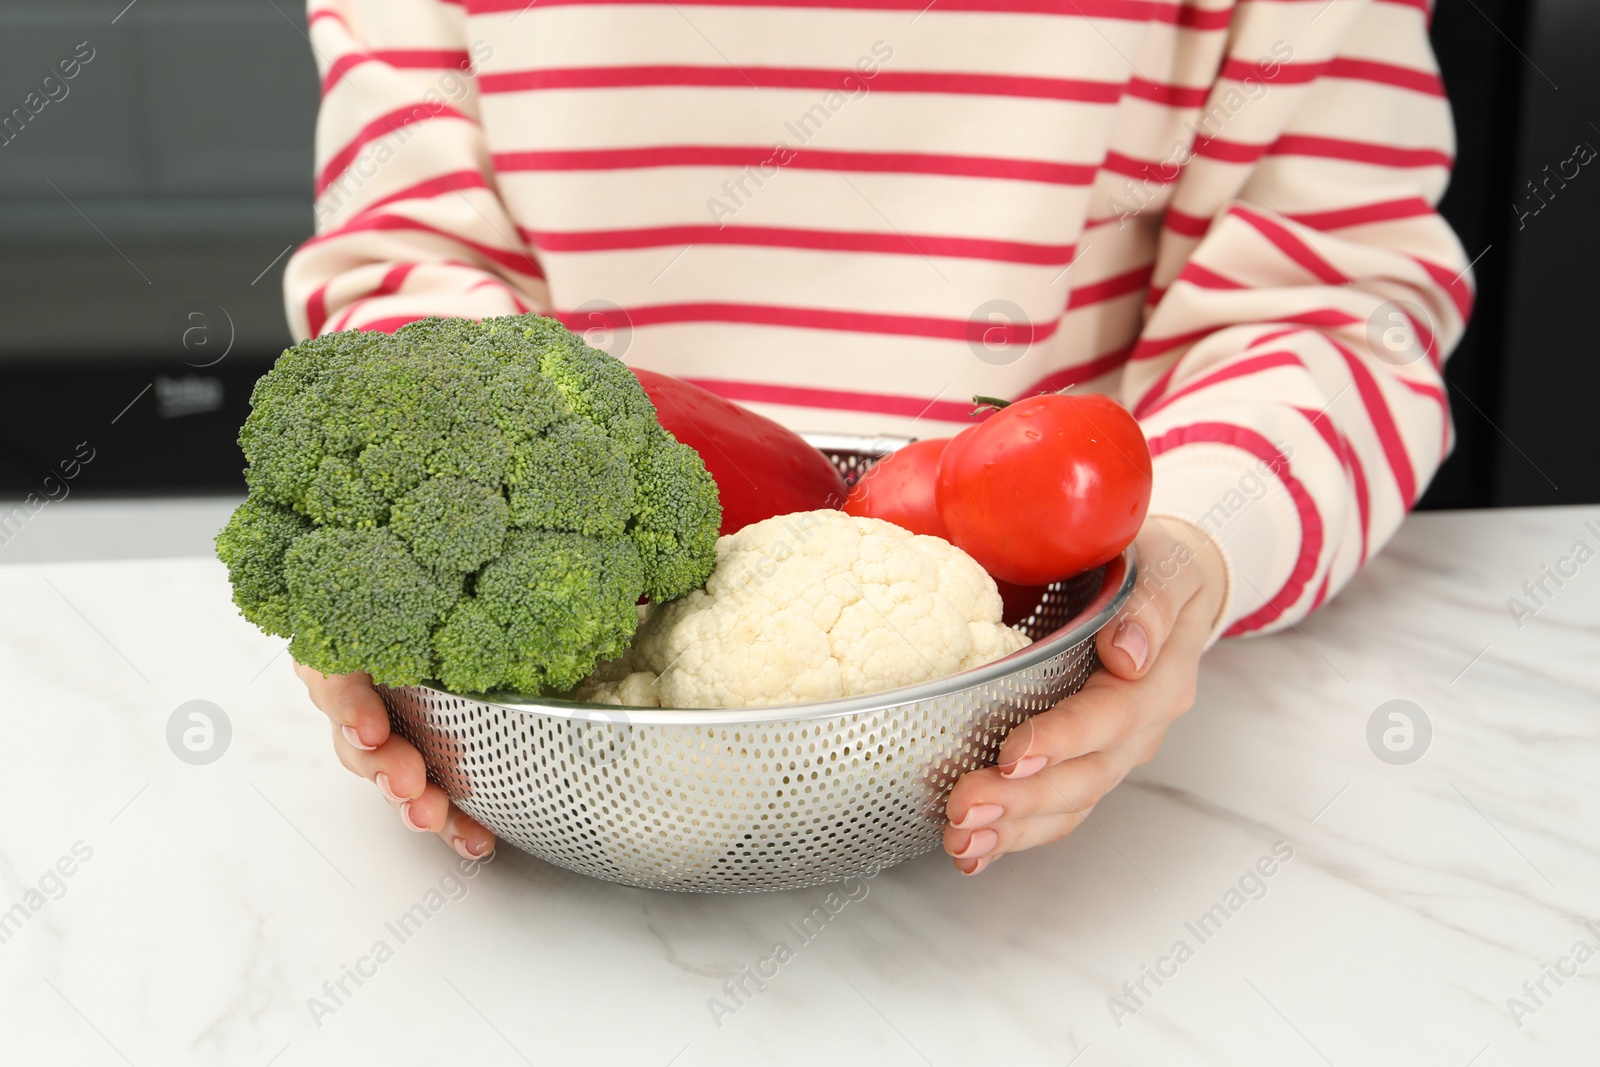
[577,510,1031,708]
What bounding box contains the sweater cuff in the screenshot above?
[1145,442,1303,644]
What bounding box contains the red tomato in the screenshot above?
[842,437,951,537]
[846,438,1049,624]
[936,393,1151,585]
[632,368,849,535]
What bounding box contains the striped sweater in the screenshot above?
[285,0,1470,639]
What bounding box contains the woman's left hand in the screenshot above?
[943,516,1228,875]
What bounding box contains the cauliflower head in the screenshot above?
[579,510,1031,708]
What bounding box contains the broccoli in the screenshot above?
[215,314,721,694]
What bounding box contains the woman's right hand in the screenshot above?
[294,661,496,861]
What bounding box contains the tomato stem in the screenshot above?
[970,395,1012,416]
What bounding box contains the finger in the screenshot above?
[296,662,392,751]
[947,810,1091,868]
[990,676,1138,776]
[330,721,430,803]
[440,805,497,862]
[947,750,1128,832]
[397,780,498,860]
[391,780,453,835]
[1097,535,1206,681]
[330,725,497,858]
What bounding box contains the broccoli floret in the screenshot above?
[475,529,644,692]
[390,476,509,573]
[432,599,515,695]
[214,498,312,637]
[506,421,634,535]
[216,313,722,693]
[283,526,460,684]
[631,437,721,600]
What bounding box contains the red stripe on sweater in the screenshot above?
[352,315,431,335]
[326,263,418,334]
[1128,315,1363,411]
[1131,324,1215,361]
[1325,56,1444,97]
[1285,196,1435,231]
[1174,263,1244,290]
[1412,255,1476,322]
[303,212,544,277]
[1023,342,1136,393]
[1068,264,1153,309]
[323,170,492,218]
[1126,78,1210,108]
[1248,326,1306,351]
[552,301,1063,343]
[376,261,418,298]
[1148,423,1323,635]
[466,0,1234,29]
[1368,297,1442,371]
[492,145,1099,185]
[1307,571,1333,613]
[468,277,533,313]
[1133,310,1362,368]
[526,224,1076,265]
[328,304,361,334]
[1231,206,1349,286]
[1329,338,1419,507]
[307,8,347,30]
[317,103,476,197]
[1164,208,1212,237]
[1218,57,1326,85]
[480,65,1130,103]
[1102,150,1183,185]
[1395,377,1451,460]
[1294,403,1371,567]
[316,261,479,336]
[321,49,472,96]
[306,284,331,337]
[1192,137,1270,165]
[1268,134,1453,169]
[1138,350,1304,419]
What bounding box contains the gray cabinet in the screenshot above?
[0,0,318,357]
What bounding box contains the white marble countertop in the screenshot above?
[1,503,1597,1066]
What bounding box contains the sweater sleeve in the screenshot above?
[283,0,547,338]
[1123,0,1470,639]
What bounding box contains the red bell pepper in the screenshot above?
[633,368,849,535]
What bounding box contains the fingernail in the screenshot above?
[375,772,405,804]
[400,801,429,832]
[953,828,999,859]
[1114,618,1150,672]
[453,836,492,861]
[959,856,993,877]
[1000,754,1048,779]
[952,804,1004,830]
[342,724,376,751]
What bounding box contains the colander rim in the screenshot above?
[398,546,1139,727]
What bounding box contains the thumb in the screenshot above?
[1095,531,1203,681]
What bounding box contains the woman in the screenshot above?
[286,0,1467,874]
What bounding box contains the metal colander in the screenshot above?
[378,435,1137,893]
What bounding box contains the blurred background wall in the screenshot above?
[0,0,1592,507]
